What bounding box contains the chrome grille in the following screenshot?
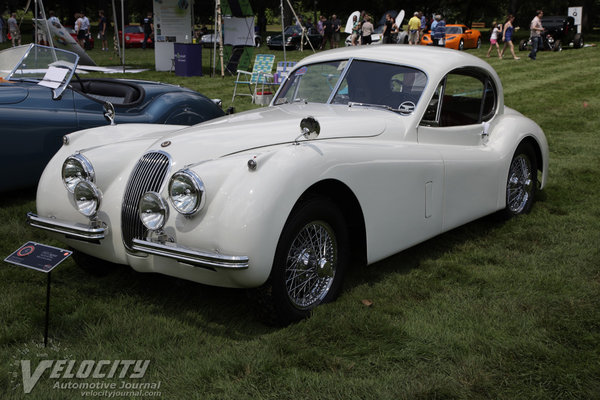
[121,151,170,250]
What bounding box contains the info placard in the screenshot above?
[4,242,72,273]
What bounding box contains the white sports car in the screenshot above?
[28,46,548,324]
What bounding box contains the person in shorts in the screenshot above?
[98,10,108,51]
[408,12,420,45]
[8,13,21,46]
[486,21,502,58]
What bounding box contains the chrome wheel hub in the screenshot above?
[285,221,337,310]
[507,154,533,213]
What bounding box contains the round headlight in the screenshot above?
[139,191,169,231]
[62,154,94,193]
[168,170,205,216]
[73,180,101,217]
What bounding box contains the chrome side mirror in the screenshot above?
[300,116,320,140]
[103,101,115,125]
[294,116,321,145]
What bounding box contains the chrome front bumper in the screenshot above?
[27,212,106,241]
[132,239,249,270]
[27,212,249,270]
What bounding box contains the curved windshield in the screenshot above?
[446,26,463,34]
[284,25,303,35]
[275,59,427,113]
[1,44,79,99]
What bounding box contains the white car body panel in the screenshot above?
[32,46,549,290]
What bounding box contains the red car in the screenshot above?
[119,25,153,48]
[64,26,95,50]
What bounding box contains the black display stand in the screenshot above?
[5,242,72,347]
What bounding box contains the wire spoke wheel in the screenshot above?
[507,153,533,214]
[285,221,337,310]
[251,197,348,325]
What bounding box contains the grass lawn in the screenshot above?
[1,36,599,399]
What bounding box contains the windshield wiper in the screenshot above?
[348,101,410,114]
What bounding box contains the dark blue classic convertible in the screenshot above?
[0,44,224,192]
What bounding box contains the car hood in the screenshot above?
[150,103,389,161]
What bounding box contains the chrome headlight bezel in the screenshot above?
[139,191,169,231]
[73,180,102,218]
[168,169,205,216]
[62,154,95,193]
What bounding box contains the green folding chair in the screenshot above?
[232,54,277,104]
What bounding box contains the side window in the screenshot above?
[420,69,497,127]
[441,74,484,126]
[421,81,443,125]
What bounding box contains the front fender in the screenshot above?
[160,142,340,287]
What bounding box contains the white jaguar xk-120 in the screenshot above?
[28,46,548,324]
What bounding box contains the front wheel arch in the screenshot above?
[251,196,349,325]
[501,140,539,218]
[250,179,367,325]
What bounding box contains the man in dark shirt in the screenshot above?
[383,13,394,44]
[142,12,153,49]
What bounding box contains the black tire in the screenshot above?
[459,39,464,50]
[72,251,118,277]
[574,34,583,49]
[476,37,482,49]
[553,39,562,52]
[502,142,538,218]
[251,197,349,325]
[519,39,527,51]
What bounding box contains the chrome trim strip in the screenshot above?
[131,238,249,270]
[27,212,106,241]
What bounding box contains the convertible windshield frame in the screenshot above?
[274,57,428,115]
[3,44,79,100]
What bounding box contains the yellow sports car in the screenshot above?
[421,24,482,50]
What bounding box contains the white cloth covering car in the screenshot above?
[28,46,548,325]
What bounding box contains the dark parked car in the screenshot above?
[267,25,322,50]
[519,16,583,52]
[0,44,224,192]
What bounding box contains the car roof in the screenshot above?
[296,45,495,80]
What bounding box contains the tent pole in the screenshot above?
[121,0,126,73]
[280,0,286,62]
[212,0,217,77]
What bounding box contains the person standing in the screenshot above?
[98,10,108,51]
[501,15,520,60]
[408,12,420,45]
[79,11,90,48]
[382,13,394,44]
[419,11,427,41]
[0,14,4,43]
[350,15,360,46]
[431,14,446,47]
[528,10,544,60]
[322,16,333,49]
[48,10,60,28]
[142,12,153,49]
[332,14,341,48]
[317,15,324,37]
[8,13,21,47]
[486,21,503,58]
[360,15,374,45]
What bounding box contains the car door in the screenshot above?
[0,84,76,190]
[417,67,500,231]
